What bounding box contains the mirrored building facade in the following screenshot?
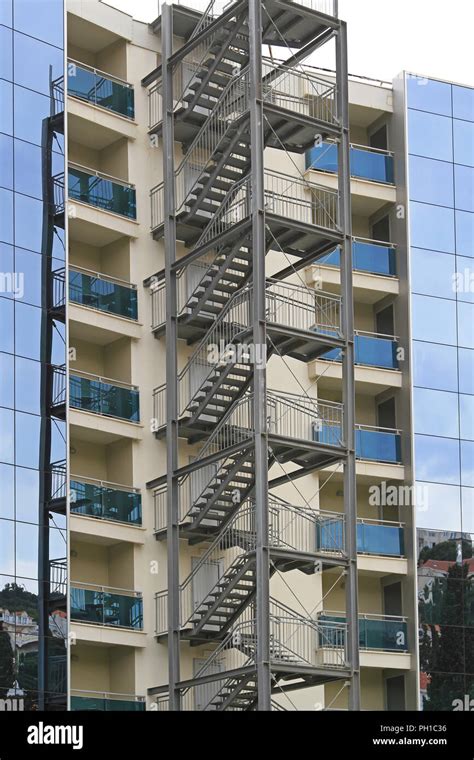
[404,74,474,710]
[0,0,67,711]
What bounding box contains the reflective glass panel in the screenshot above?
[0,25,12,81]
[410,202,455,253]
[13,31,63,97]
[412,295,457,345]
[459,349,474,395]
[414,388,460,438]
[409,156,454,207]
[456,211,474,258]
[13,0,64,49]
[460,395,474,441]
[411,248,456,299]
[455,165,474,213]
[454,119,474,168]
[407,77,452,116]
[408,109,453,162]
[0,80,13,136]
[414,341,458,392]
[458,302,474,349]
[415,435,460,485]
[453,85,474,122]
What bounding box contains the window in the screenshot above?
[456,211,474,257]
[407,77,452,117]
[0,25,12,81]
[13,0,64,49]
[415,435,460,485]
[415,482,461,532]
[459,349,474,395]
[461,441,474,486]
[410,202,455,253]
[411,248,456,299]
[0,134,13,191]
[0,352,14,409]
[455,165,474,213]
[414,388,460,438]
[454,120,474,168]
[414,341,458,392]
[408,109,453,162]
[409,156,454,207]
[13,31,63,97]
[458,302,474,349]
[460,395,474,441]
[412,295,457,345]
[453,85,474,123]
[0,81,13,136]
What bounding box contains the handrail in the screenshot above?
[355,423,402,435]
[352,235,397,249]
[321,610,408,623]
[70,265,137,291]
[67,58,133,88]
[71,689,145,701]
[71,369,138,392]
[70,474,140,494]
[71,581,142,598]
[68,162,134,189]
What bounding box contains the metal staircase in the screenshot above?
[146,0,359,711]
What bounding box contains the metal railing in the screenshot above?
[49,558,67,596]
[151,269,341,335]
[317,238,397,277]
[52,267,66,311]
[306,140,395,184]
[49,460,67,504]
[50,364,67,410]
[70,582,143,630]
[67,58,134,119]
[68,162,136,219]
[156,498,345,630]
[70,475,142,526]
[70,370,140,423]
[318,611,409,652]
[69,266,138,321]
[71,689,146,711]
[262,57,336,124]
[320,329,399,370]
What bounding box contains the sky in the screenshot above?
[101,0,474,88]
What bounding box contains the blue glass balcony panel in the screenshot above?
[315,425,401,463]
[319,615,408,651]
[356,428,402,463]
[306,143,395,184]
[70,479,142,525]
[71,696,145,711]
[70,587,143,629]
[318,241,396,276]
[69,270,138,320]
[68,63,134,118]
[70,374,139,422]
[68,165,136,219]
[322,335,398,369]
[316,519,404,556]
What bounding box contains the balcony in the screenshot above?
[315,424,402,464]
[69,267,138,321]
[70,477,142,526]
[319,238,397,277]
[68,59,134,119]
[321,331,399,370]
[71,690,145,711]
[70,372,140,423]
[69,164,136,220]
[306,141,395,184]
[318,613,408,652]
[316,515,405,557]
[70,583,143,630]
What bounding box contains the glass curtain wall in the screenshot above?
[0,0,67,711]
[406,74,474,710]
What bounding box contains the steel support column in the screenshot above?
[336,19,360,710]
[249,0,271,711]
[162,2,181,711]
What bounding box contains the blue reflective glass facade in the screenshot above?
[407,75,474,711]
[0,0,66,711]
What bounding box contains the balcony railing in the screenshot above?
[318,612,408,652]
[306,141,395,184]
[71,690,145,711]
[317,516,405,557]
[70,476,142,526]
[151,274,341,335]
[67,59,134,119]
[69,267,138,321]
[151,169,339,236]
[70,371,140,423]
[321,330,399,370]
[315,424,402,464]
[318,238,397,277]
[70,583,143,630]
[68,163,136,219]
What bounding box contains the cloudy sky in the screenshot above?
[101,0,473,87]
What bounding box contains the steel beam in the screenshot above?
[336,19,361,711]
[162,3,181,712]
[249,0,272,712]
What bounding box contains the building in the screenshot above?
[0,0,472,712]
